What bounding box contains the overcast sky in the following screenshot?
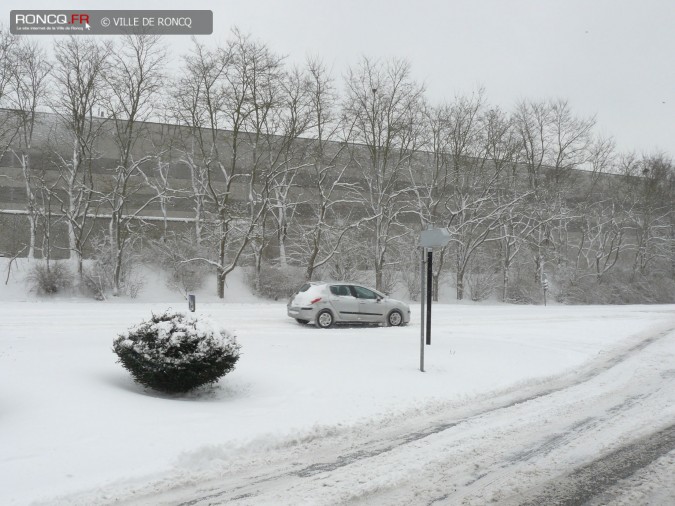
[6,0,675,157]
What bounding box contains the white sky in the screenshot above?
[5,0,675,157]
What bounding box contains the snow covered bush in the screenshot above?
[113,310,241,394]
[27,261,73,295]
[247,264,303,300]
[151,233,209,296]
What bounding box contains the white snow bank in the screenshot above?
[0,300,673,504]
[0,257,259,303]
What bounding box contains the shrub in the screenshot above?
[555,271,675,305]
[81,268,106,300]
[113,310,241,394]
[506,275,542,305]
[467,267,496,302]
[27,261,73,295]
[247,264,304,300]
[151,233,209,296]
[86,234,145,298]
[166,260,207,296]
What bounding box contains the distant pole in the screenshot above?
[426,250,433,345]
[188,294,196,312]
[420,247,426,372]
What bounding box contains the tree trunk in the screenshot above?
[456,269,465,300]
[502,266,510,303]
[26,212,36,260]
[278,230,287,268]
[67,221,83,277]
[671,218,675,280]
[432,248,446,301]
[534,254,543,284]
[218,230,226,299]
[217,269,225,299]
[194,203,202,244]
[254,250,262,293]
[375,268,383,292]
[22,156,36,260]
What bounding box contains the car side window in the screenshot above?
[330,285,351,296]
[352,286,377,299]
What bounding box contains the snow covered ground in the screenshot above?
[1,262,674,504]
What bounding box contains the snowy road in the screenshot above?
[76,322,675,506]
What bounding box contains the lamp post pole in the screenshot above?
[426,250,433,345]
[418,228,451,372]
[420,247,426,372]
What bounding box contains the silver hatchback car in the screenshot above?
[287,281,411,328]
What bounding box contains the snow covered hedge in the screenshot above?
[112,310,241,394]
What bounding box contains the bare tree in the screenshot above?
[343,57,425,290]
[572,200,627,282]
[31,161,60,269]
[514,99,549,191]
[483,108,537,301]
[7,39,51,259]
[514,99,598,281]
[174,31,285,298]
[411,103,452,227]
[262,65,314,270]
[50,36,111,276]
[408,101,465,300]
[101,34,166,296]
[244,58,312,288]
[141,119,183,242]
[584,135,616,199]
[434,94,525,300]
[622,153,674,278]
[547,99,595,187]
[282,57,368,281]
[171,39,225,244]
[0,28,18,162]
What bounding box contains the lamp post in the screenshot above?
[418,227,451,372]
[371,87,378,178]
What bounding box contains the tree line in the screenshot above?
[0,29,673,302]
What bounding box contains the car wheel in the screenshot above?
[316,309,334,329]
[296,319,309,325]
[387,309,403,327]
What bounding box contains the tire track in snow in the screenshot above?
[61,323,675,506]
[516,424,675,506]
[268,327,675,485]
[163,325,675,505]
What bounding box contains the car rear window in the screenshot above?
[291,284,325,306]
[298,283,311,292]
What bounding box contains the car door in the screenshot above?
[328,284,360,322]
[351,285,385,323]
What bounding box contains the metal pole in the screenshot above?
[426,250,433,345]
[420,247,426,372]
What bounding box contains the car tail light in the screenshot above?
[310,297,322,304]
